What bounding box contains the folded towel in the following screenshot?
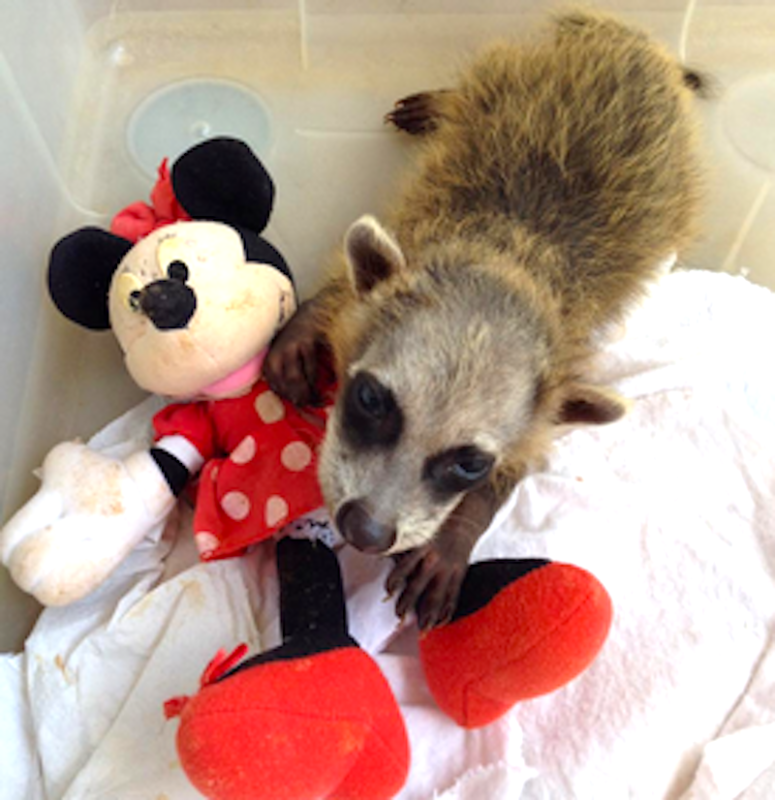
[1,270,773,799]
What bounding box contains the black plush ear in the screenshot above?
[237,227,294,289]
[344,215,406,296]
[48,227,133,330]
[171,137,275,234]
[555,384,629,426]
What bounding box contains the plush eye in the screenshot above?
[424,446,495,495]
[129,290,141,311]
[167,260,189,282]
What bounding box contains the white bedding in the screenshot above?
[2,269,774,800]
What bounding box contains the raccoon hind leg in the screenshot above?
[385,89,454,135]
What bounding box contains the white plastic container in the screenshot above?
[2,0,774,652]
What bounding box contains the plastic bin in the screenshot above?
[2,0,774,652]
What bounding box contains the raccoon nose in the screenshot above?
[335,500,396,554]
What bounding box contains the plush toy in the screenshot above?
[163,535,613,799]
[0,137,614,800]
[1,137,332,606]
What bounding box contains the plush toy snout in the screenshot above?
[130,274,197,331]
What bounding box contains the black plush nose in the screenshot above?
[135,279,197,330]
[335,500,396,554]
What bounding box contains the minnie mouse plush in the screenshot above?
[0,137,613,800]
[3,137,333,604]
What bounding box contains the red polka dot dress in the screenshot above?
[153,379,330,561]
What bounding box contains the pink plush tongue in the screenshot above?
[200,349,268,398]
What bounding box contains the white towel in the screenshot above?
[1,269,774,799]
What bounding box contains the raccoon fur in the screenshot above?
[265,9,703,624]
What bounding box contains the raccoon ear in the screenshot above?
[344,215,406,295]
[556,384,630,426]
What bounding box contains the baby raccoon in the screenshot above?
[265,9,704,629]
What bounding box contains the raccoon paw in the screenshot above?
[386,541,468,632]
[386,483,497,630]
[263,299,326,406]
[384,90,451,135]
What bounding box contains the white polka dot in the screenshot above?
[265,495,289,527]
[281,441,313,472]
[221,491,251,521]
[231,435,257,465]
[255,391,285,424]
[195,531,220,557]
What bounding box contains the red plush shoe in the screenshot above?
[419,559,613,728]
[165,539,409,799]
[166,642,409,800]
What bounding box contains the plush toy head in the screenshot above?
[48,138,296,400]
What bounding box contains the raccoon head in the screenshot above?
[321,215,626,555]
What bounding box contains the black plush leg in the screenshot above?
[451,559,549,621]
[168,537,410,800]
[222,538,356,679]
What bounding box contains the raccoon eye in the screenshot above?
[424,446,494,495]
[355,373,392,420]
[451,450,493,482]
[342,372,404,449]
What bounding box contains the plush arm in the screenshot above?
[151,434,205,495]
[0,442,181,606]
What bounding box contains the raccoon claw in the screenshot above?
[387,544,467,632]
[386,484,498,630]
[385,92,445,136]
